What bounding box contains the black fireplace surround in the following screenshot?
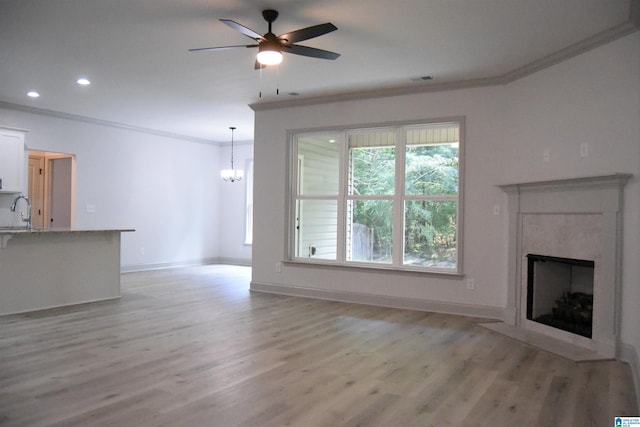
[526,254,595,338]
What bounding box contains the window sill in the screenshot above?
[282,259,464,279]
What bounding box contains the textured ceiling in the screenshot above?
[0,0,637,143]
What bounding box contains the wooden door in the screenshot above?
[28,155,45,229]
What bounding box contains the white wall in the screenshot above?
[251,33,639,355]
[218,141,253,265]
[0,107,252,269]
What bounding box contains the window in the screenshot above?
[290,119,462,273]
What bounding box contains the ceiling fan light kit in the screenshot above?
[190,9,340,69]
[257,42,283,65]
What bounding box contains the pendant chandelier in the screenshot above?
[220,126,243,182]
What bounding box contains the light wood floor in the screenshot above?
[1,265,637,426]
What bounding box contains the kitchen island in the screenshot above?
[0,228,134,315]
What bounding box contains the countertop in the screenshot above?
[0,227,134,248]
[0,227,135,235]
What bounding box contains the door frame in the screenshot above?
[28,150,75,228]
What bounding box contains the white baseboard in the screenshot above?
[619,342,640,411]
[121,257,250,272]
[249,281,504,320]
[216,257,252,267]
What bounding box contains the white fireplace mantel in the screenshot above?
[499,174,631,358]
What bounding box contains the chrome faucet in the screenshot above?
[10,194,32,229]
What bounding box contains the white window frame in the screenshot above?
[287,117,465,275]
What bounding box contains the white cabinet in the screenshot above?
[0,129,25,193]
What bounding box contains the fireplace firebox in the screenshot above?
[526,254,594,339]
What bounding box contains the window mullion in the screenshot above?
[336,132,347,263]
[405,194,458,201]
[288,138,299,259]
[392,127,405,267]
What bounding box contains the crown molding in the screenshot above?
[0,125,29,133]
[251,0,640,112]
[250,76,502,111]
[0,101,217,145]
[220,139,254,147]
[497,11,640,84]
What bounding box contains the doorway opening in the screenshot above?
[28,150,75,229]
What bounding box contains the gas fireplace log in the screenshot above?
[552,292,593,325]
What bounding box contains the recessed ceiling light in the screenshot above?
[76,78,91,85]
[27,91,40,98]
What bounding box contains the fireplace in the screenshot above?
[526,254,594,338]
[499,174,630,358]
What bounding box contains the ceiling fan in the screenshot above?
[189,9,340,69]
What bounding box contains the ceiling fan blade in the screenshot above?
[285,44,340,60]
[220,19,264,41]
[279,23,337,44]
[189,44,258,52]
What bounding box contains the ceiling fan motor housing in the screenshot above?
[262,9,279,24]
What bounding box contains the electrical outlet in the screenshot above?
[580,143,589,157]
[466,279,475,290]
[543,149,550,162]
[275,262,282,273]
[493,205,500,216]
